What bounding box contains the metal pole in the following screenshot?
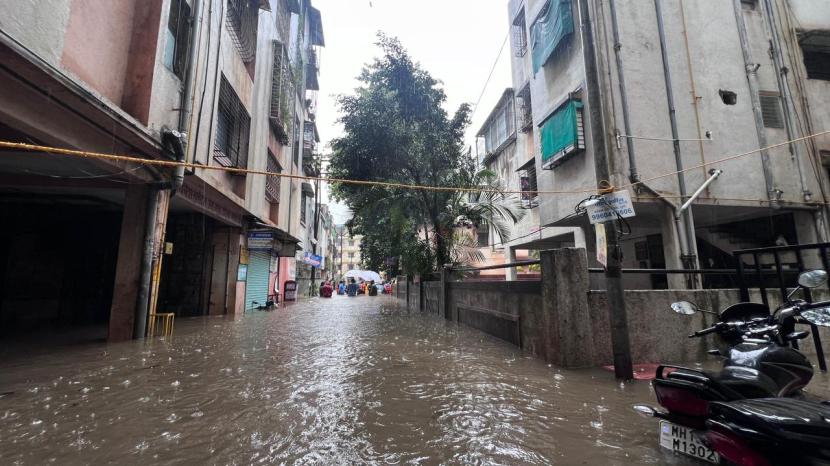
[577,0,633,380]
[134,187,160,339]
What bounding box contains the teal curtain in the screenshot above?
[530,0,575,74]
[540,100,582,165]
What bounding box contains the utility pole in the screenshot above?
[577,0,633,380]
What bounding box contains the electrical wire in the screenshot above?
[468,32,509,123]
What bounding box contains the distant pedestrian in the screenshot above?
[347,278,358,297]
[321,281,333,298]
[338,281,346,295]
[368,280,378,296]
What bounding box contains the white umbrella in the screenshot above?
[344,269,382,282]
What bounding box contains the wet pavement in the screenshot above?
[0,296,770,465]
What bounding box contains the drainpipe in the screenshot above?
[178,0,203,138]
[759,0,810,201]
[134,186,160,339]
[607,0,638,183]
[732,0,776,205]
[654,0,699,277]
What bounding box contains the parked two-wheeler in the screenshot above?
[634,269,830,464]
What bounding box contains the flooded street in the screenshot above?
[2,297,710,465]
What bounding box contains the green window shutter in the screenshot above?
[540,99,584,168]
[530,0,575,74]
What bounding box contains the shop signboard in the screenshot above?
[303,252,322,267]
[247,230,275,252]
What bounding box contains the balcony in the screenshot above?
[306,48,319,91]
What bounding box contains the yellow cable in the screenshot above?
[0,128,827,198]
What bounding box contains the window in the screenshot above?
[512,9,528,58]
[269,41,294,144]
[477,226,490,247]
[265,152,281,203]
[740,0,758,9]
[300,194,307,225]
[517,84,533,132]
[214,77,250,168]
[226,0,259,63]
[540,98,585,169]
[292,117,301,166]
[348,252,354,259]
[530,0,575,73]
[349,240,354,247]
[759,92,784,129]
[520,162,539,208]
[802,47,830,81]
[348,264,355,270]
[164,0,192,80]
[479,93,517,160]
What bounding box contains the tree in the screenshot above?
[329,34,522,276]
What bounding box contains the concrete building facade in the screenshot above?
[0,0,325,342]
[335,228,364,278]
[505,0,830,287]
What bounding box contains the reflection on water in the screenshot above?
[1,296,705,465]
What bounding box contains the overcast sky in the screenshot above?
[313,0,513,224]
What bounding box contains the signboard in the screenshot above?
[587,190,636,224]
[284,280,298,301]
[303,252,322,267]
[247,230,275,252]
[596,223,607,268]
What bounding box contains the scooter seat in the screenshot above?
[710,398,830,444]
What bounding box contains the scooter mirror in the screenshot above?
[798,270,828,289]
[802,307,830,327]
[671,301,698,315]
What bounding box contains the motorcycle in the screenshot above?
[634,269,830,464]
[705,397,830,465]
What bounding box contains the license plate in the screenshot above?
[659,420,720,464]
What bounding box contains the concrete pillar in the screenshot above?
[573,228,587,249]
[228,229,244,315]
[660,205,686,289]
[506,247,518,281]
[440,265,452,320]
[540,248,596,367]
[109,184,150,341]
[405,276,411,310]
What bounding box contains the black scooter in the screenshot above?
[634,269,830,464]
[705,397,830,465]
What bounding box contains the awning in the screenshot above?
[301,182,315,196]
[530,0,575,74]
[309,7,325,46]
[248,222,302,257]
[515,157,536,172]
[540,99,582,168]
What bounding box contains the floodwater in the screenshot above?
[1,297,716,465]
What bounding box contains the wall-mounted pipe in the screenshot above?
[134,186,160,339]
[678,169,724,215]
[654,0,699,274]
[732,0,775,204]
[760,0,810,201]
[607,0,638,183]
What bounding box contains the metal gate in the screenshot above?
[734,242,830,371]
[245,250,270,311]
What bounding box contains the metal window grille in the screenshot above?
[266,152,282,203]
[517,85,533,132]
[300,194,307,225]
[759,92,784,129]
[214,77,250,169]
[269,41,294,144]
[512,10,528,57]
[520,164,539,208]
[226,0,259,63]
[803,49,830,81]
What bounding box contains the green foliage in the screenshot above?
[329,34,523,276]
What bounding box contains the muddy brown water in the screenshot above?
[4,296,823,465]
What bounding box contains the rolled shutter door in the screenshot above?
[245,250,270,310]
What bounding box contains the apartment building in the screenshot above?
[335,228,364,278]
[476,88,582,279]
[506,0,830,288]
[0,0,325,342]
